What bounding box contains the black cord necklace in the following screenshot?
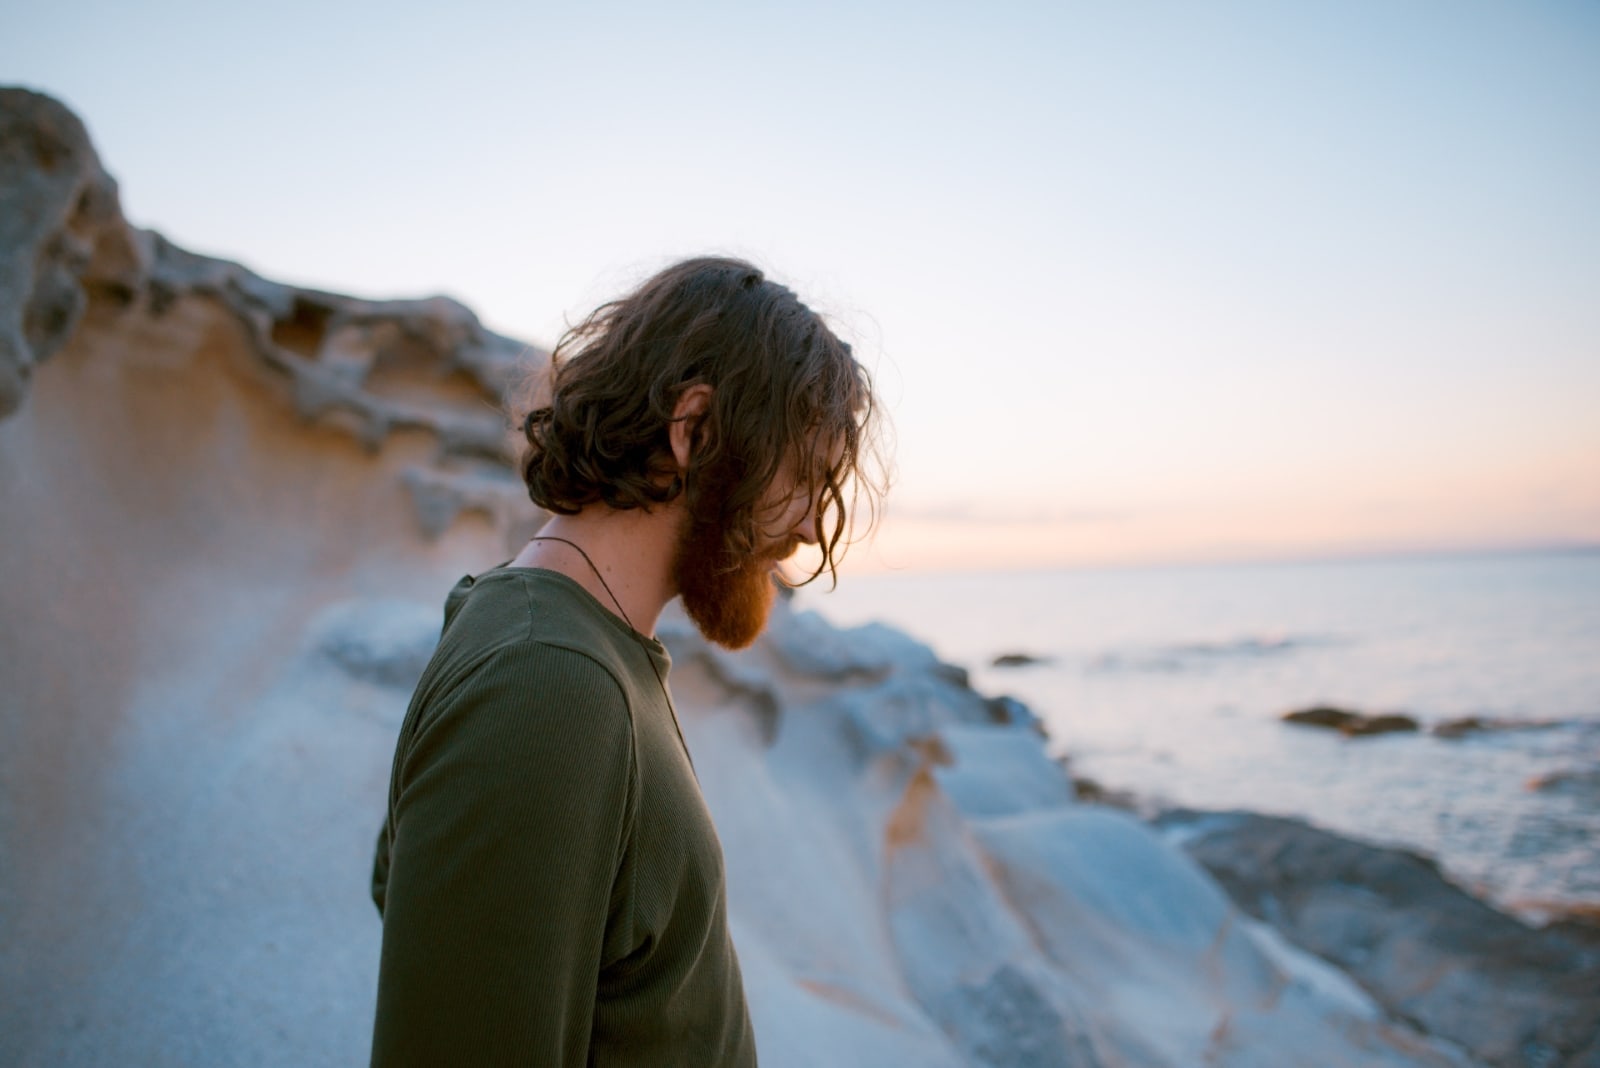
[526,535,695,775]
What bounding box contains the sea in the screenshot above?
[796,549,1600,920]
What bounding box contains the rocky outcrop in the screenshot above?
[1283,705,1421,736]
[0,88,147,417]
[0,87,538,544]
[1157,809,1600,1067]
[1,88,1492,1066]
[662,611,1478,1067]
[992,651,1051,668]
[1432,715,1565,739]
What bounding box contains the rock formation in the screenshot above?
[1283,705,1421,737]
[0,87,1519,1066]
[992,651,1051,668]
[1158,810,1600,1068]
[1432,715,1565,739]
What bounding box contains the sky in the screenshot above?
[5,0,1598,573]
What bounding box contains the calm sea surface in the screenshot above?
[797,550,1600,917]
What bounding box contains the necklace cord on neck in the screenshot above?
[525,535,696,775]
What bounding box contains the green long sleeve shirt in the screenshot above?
[370,567,758,1067]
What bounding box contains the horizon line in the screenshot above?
[830,539,1600,583]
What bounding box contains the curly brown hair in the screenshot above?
[519,256,886,584]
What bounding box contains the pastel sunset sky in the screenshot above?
[6,0,1597,571]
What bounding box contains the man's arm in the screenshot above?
[371,643,635,1068]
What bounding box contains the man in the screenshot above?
[369,257,884,1066]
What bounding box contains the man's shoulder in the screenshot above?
[438,568,632,669]
[389,624,640,849]
[404,597,638,778]
[412,568,639,724]
[455,632,629,700]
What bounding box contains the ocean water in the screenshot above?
[796,549,1600,918]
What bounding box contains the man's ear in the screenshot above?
[669,383,714,473]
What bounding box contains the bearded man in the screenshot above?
[369,257,884,1067]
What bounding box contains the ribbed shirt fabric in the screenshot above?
[370,567,758,1067]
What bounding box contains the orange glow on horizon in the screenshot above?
[815,445,1600,575]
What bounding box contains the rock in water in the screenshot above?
[992,652,1050,668]
[1345,713,1422,737]
[1432,716,1565,739]
[1284,705,1366,730]
[1283,706,1420,737]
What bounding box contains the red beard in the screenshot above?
[674,512,794,651]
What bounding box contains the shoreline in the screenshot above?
[1147,803,1600,1066]
[1069,765,1600,935]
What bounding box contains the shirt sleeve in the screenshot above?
[370,642,636,1068]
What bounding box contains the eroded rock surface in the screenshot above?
[1157,809,1600,1067]
[0,88,146,417]
[662,612,1479,1067]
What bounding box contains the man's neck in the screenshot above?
[509,506,681,638]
